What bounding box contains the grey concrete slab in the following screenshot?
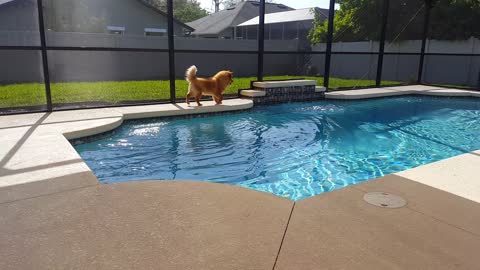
[0,181,293,270]
[275,186,480,270]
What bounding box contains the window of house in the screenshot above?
[107,26,125,35]
[144,28,167,37]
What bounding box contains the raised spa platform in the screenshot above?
[240,80,326,104]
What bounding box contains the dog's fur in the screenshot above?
[185,65,233,106]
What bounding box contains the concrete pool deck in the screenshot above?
[325,84,480,99]
[1,85,480,269]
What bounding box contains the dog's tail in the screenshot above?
[185,65,197,82]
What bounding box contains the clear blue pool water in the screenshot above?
[74,96,480,200]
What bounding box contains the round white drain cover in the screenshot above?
[363,192,407,208]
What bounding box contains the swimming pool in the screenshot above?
[74,96,480,200]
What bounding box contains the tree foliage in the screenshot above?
[142,0,209,22]
[308,0,480,44]
[173,0,209,22]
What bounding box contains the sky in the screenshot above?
[197,0,333,12]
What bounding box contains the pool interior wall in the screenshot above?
[73,96,480,200]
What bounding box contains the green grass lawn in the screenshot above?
[0,76,399,108]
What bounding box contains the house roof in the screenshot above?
[187,1,294,36]
[238,7,328,26]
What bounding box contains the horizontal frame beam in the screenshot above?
[1,46,479,57]
[0,46,42,50]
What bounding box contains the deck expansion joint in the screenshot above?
[272,201,296,270]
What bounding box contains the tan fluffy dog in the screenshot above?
[185,65,233,106]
